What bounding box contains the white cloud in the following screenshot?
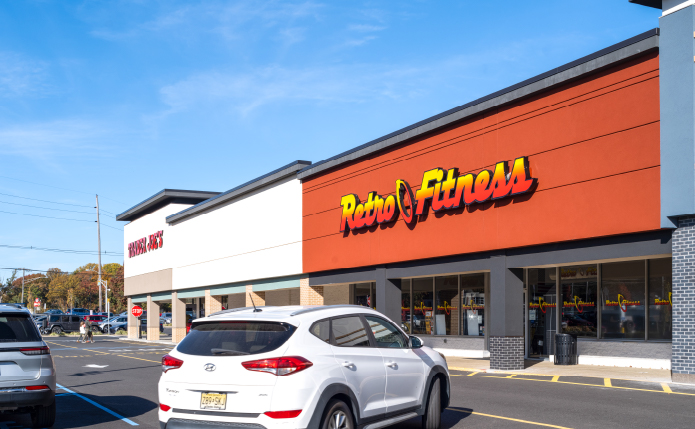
[0,52,50,97]
[0,120,116,163]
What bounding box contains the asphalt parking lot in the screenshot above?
[3,337,694,429]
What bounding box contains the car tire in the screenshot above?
[30,400,56,428]
[321,399,354,429]
[422,377,442,429]
[103,326,109,333]
[51,326,62,335]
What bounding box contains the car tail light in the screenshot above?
[162,355,184,373]
[25,385,50,391]
[160,404,171,411]
[264,410,302,419]
[20,347,50,355]
[242,356,312,376]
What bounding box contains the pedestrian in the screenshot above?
[78,321,86,343]
[85,318,95,343]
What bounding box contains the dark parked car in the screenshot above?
[44,315,81,334]
[44,309,63,315]
[67,308,90,316]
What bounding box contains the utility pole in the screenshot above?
[21,268,24,307]
[96,195,103,313]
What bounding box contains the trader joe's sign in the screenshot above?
[339,156,536,232]
[128,230,163,258]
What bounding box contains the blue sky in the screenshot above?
[0,0,660,277]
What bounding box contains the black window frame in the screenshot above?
[309,317,332,344]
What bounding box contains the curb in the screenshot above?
[119,337,176,346]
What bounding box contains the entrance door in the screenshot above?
[527,268,557,357]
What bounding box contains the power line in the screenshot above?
[100,223,123,231]
[0,209,123,231]
[0,191,93,208]
[0,174,128,206]
[0,267,122,278]
[0,200,94,215]
[0,244,123,256]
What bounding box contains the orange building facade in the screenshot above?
[299,30,676,372]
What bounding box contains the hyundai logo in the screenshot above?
[204,363,216,372]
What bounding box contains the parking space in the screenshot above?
[6,339,694,429]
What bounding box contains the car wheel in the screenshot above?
[103,326,109,333]
[91,326,99,333]
[51,326,62,335]
[30,400,56,428]
[422,377,442,429]
[321,399,354,429]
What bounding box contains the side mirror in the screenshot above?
[409,335,423,349]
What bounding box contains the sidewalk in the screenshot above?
[446,357,673,383]
[119,337,176,346]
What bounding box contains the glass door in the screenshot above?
[527,268,557,357]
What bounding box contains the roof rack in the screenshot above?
[290,305,365,317]
[209,307,267,317]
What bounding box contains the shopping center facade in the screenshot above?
[118,1,695,383]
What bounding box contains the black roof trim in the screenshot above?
[629,0,662,9]
[298,28,659,180]
[116,189,221,222]
[166,160,312,224]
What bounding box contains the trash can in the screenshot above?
[554,333,577,365]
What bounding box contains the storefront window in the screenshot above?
[601,261,645,339]
[461,274,485,336]
[560,265,597,338]
[527,268,556,356]
[649,258,672,340]
[412,278,433,335]
[353,283,375,309]
[401,279,412,334]
[435,276,458,335]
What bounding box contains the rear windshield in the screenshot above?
[0,315,42,342]
[177,321,296,356]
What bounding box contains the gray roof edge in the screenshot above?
[298,28,659,180]
[166,160,312,224]
[116,189,222,222]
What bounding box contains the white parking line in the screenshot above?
[56,384,138,426]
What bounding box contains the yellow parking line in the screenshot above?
[483,375,695,397]
[468,372,479,377]
[604,378,612,387]
[116,355,160,364]
[551,375,560,382]
[46,340,162,364]
[448,408,572,428]
[661,383,673,393]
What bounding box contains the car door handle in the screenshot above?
[385,361,397,368]
[342,361,354,368]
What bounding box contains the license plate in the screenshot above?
[200,392,226,410]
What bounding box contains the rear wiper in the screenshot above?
[210,348,249,356]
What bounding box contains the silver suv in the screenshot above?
[0,304,56,427]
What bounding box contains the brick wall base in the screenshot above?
[172,327,186,343]
[127,326,138,339]
[246,285,265,307]
[300,278,324,305]
[672,216,695,383]
[489,336,524,371]
[147,327,160,341]
[205,290,222,316]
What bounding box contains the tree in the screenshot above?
[108,265,126,314]
[47,273,81,312]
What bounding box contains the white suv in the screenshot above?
[158,305,450,429]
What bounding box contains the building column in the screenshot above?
[672,216,695,383]
[195,298,200,319]
[246,285,265,307]
[488,255,524,371]
[375,268,402,324]
[147,295,160,341]
[299,278,323,305]
[127,298,138,339]
[205,290,222,316]
[171,292,186,343]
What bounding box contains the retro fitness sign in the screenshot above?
[339,156,536,232]
[128,230,163,258]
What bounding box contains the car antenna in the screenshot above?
[249,293,262,312]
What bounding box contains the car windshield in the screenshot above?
[0,314,42,342]
[177,321,296,357]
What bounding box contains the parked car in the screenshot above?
[107,319,128,334]
[100,316,128,333]
[158,305,450,429]
[0,304,56,428]
[67,308,90,316]
[44,309,63,315]
[140,318,164,333]
[160,312,172,324]
[83,315,107,331]
[32,315,48,332]
[95,312,114,317]
[44,315,82,334]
